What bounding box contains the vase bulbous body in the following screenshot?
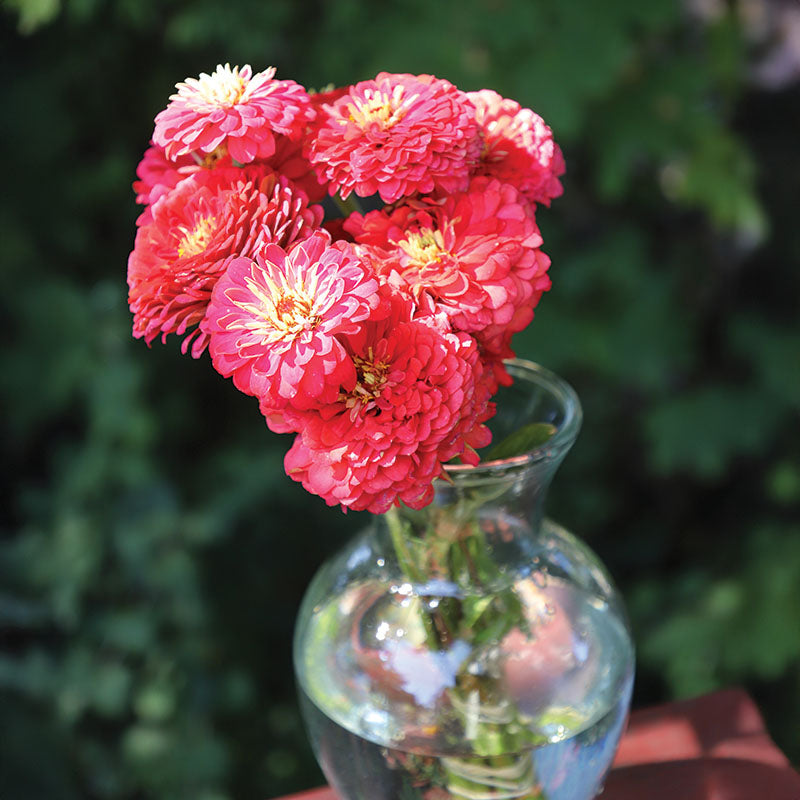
[294,361,635,800]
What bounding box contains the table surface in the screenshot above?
[274,689,800,800]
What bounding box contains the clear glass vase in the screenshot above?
[293,360,635,800]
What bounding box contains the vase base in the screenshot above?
[300,670,632,800]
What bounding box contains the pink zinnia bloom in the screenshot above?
[133,144,198,208]
[132,143,234,225]
[307,72,481,203]
[345,176,551,348]
[310,84,350,108]
[277,297,493,513]
[201,231,381,407]
[153,64,314,164]
[467,89,565,207]
[127,165,323,357]
[261,134,328,203]
[477,329,518,393]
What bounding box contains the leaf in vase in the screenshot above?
[485,423,557,461]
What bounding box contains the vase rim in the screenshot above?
[445,358,582,477]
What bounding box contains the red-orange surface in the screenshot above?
[274,689,800,800]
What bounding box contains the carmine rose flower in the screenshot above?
[467,89,565,207]
[132,143,234,225]
[345,176,551,349]
[133,144,198,209]
[153,64,314,164]
[261,134,328,203]
[275,297,494,513]
[127,165,323,357]
[309,84,351,108]
[476,328,518,393]
[201,231,381,407]
[307,72,481,203]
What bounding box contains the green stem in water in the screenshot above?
[386,506,423,582]
[383,505,549,800]
[385,506,444,648]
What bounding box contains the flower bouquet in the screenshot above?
[128,65,633,800]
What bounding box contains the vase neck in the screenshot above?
[388,449,566,541]
[373,361,581,587]
[375,461,560,596]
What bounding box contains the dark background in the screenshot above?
[2,1,799,798]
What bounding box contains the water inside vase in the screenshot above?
[296,521,634,800]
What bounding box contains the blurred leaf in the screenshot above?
[729,315,800,407]
[520,228,694,392]
[4,0,60,33]
[766,461,800,506]
[644,385,782,478]
[675,129,767,242]
[639,523,800,694]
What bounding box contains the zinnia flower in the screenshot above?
[132,143,233,225]
[133,144,198,208]
[201,231,381,407]
[127,165,323,357]
[345,176,551,349]
[261,134,328,203]
[276,297,493,513]
[153,64,314,164]
[307,72,481,203]
[467,89,565,207]
[477,328,518,392]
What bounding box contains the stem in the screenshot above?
[385,506,443,648]
[386,506,423,582]
[332,191,364,217]
[382,504,549,800]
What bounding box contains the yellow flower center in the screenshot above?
[200,143,228,167]
[266,289,319,338]
[235,269,320,342]
[345,351,389,411]
[274,291,314,326]
[347,86,412,130]
[398,228,447,266]
[185,64,249,107]
[177,216,217,258]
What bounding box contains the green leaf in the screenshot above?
[462,596,494,629]
[486,423,557,461]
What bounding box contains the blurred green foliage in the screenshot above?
[2,0,798,797]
